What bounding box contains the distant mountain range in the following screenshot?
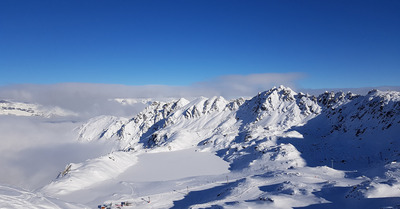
[0,100,77,118]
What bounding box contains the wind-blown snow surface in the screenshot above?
[0,185,86,209]
[2,86,400,208]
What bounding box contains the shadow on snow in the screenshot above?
[170,179,245,209]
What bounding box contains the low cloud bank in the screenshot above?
[0,116,117,190]
[0,73,304,118]
[191,73,303,97]
[301,86,400,96]
[1,73,399,118]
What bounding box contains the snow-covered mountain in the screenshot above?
[41,85,397,208]
[113,97,179,106]
[0,100,77,118]
[5,86,400,208]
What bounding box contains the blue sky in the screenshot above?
[1,0,399,89]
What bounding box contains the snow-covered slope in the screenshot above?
[38,86,400,208]
[291,89,400,169]
[0,100,77,118]
[0,185,86,209]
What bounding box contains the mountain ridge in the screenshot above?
[39,85,400,208]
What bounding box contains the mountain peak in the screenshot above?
[269,85,296,94]
[253,86,297,106]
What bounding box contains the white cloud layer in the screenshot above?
[0,116,117,189]
[0,73,304,118]
[191,73,303,97]
[1,73,399,118]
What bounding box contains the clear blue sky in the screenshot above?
[1,0,399,89]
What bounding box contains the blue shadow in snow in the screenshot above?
[170,179,245,209]
[294,186,400,209]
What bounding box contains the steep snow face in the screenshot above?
[78,116,129,142]
[283,89,400,178]
[0,100,77,118]
[236,86,320,130]
[317,91,359,109]
[181,96,229,118]
[143,96,235,149]
[77,98,190,148]
[323,89,400,137]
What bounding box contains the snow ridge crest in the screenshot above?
[77,86,400,153]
